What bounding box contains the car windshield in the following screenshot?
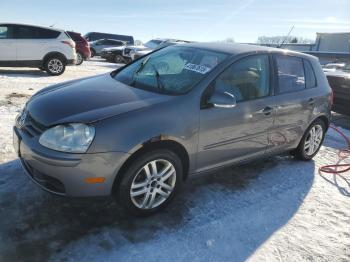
[113,46,228,95]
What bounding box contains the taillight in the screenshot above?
[61,40,75,49]
[329,88,334,108]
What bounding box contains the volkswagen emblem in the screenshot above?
[18,110,27,128]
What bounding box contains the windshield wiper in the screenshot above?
[135,56,150,75]
[130,56,150,86]
[151,64,165,93]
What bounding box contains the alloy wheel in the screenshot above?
[76,53,83,65]
[130,159,176,209]
[304,124,323,156]
[48,59,63,74]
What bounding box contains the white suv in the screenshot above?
[0,23,76,76]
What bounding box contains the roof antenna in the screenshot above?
[49,22,57,28]
[278,25,295,48]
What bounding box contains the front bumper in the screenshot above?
[13,127,129,197]
[101,52,114,60]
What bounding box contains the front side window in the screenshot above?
[276,55,305,94]
[212,54,270,102]
[0,26,13,39]
[113,46,228,95]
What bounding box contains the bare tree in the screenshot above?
[256,36,313,45]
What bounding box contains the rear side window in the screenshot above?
[213,54,271,102]
[304,59,317,88]
[15,26,60,39]
[276,55,305,94]
[67,32,84,42]
[0,25,14,39]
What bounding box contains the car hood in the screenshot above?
[27,73,172,127]
[103,46,125,51]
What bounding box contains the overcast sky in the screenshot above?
[1,0,350,42]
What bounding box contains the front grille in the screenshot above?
[17,111,47,137]
[22,159,66,195]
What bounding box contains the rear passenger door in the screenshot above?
[0,25,16,61]
[269,55,317,152]
[197,54,275,172]
[15,25,60,61]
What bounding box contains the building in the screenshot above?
[256,32,350,64]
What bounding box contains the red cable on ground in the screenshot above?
[319,125,350,174]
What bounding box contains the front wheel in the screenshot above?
[113,54,124,64]
[293,119,326,160]
[44,57,66,76]
[117,149,183,216]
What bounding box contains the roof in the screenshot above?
[181,42,316,59]
[0,23,64,32]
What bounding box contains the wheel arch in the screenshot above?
[112,138,190,194]
[42,52,68,66]
[295,114,330,149]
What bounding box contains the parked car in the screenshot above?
[67,31,91,65]
[100,46,127,63]
[322,62,347,72]
[122,39,188,63]
[89,39,126,57]
[0,23,76,76]
[325,70,350,115]
[132,40,191,61]
[84,32,134,44]
[13,43,332,216]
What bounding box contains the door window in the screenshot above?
[15,25,60,39]
[276,55,306,94]
[212,54,271,102]
[0,26,14,39]
[303,59,317,88]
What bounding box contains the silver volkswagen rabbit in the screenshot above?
[13,43,332,215]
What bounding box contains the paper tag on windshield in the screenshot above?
[184,63,211,74]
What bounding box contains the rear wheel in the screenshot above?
[117,149,183,216]
[44,56,66,76]
[76,52,84,65]
[293,119,326,160]
[90,49,96,57]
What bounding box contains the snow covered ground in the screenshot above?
[0,60,349,262]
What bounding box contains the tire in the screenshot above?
[76,52,84,65]
[113,54,124,64]
[90,49,96,58]
[44,56,66,76]
[293,119,326,161]
[117,149,183,216]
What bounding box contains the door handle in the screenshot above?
[257,106,273,116]
[308,98,315,106]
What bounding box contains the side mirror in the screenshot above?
[208,91,237,108]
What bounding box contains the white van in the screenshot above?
[0,23,76,76]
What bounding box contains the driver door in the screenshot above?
[196,54,275,173]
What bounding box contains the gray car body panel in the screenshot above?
[14,43,332,197]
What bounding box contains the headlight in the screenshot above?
[39,123,95,153]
